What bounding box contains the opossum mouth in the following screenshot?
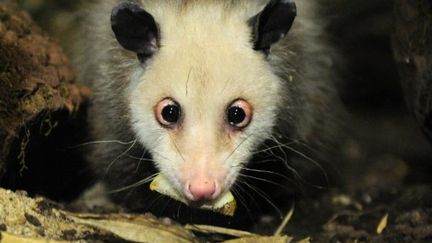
[150,175,237,216]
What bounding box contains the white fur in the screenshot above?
[127,0,282,198]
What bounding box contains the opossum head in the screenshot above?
[111,0,296,203]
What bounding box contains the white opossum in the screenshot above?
[76,0,343,212]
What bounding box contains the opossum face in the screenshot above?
[112,0,296,203]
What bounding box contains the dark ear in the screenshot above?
[252,0,297,51]
[111,2,159,60]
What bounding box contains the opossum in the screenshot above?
[75,0,343,214]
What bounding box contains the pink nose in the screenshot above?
[186,180,219,201]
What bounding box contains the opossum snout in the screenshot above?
[184,177,221,202]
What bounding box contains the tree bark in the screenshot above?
[0,1,89,180]
[393,0,432,141]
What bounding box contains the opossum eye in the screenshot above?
[156,98,182,128]
[251,0,297,51]
[226,100,253,129]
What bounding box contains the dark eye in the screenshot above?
[226,99,253,129]
[156,98,181,128]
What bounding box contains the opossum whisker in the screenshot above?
[134,149,151,173]
[240,167,298,185]
[231,185,254,221]
[147,133,176,163]
[238,162,305,192]
[250,142,296,155]
[268,147,291,170]
[287,137,323,157]
[269,155,322,190]
[269,135,330,186]
[249,156,292,165]
[108,172,159,193]
[168,133,186,163]
[152,151,174,164]
[230,186,246,210]
[125,154,153,162]
[223,133,254,163]
[235,180,270,215]
[158,197,176,217]
[247,145,314,192]
[143,193,167,214]
[68,139,137,149]
[185,67,193,96]
[259,144,301,178]
[237,180,283,218]
[266,136,324,177]
[119,184,140,208]
[135,192,170,215]
[105,139,138,174]
[131,132,174,164]
[248,158,279,165]
[286,137,343,185]
[269,137,291,163]
[270,133,325,169]
[238,173,293,193]
[221,78,233,94]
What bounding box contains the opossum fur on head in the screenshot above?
[77,0,343,210]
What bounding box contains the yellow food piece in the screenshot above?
[150,175,237,216]
[376,213,389,234]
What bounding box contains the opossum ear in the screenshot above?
[252,0,297,52]
[111,2,158,61]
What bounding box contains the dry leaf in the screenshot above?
[185,224,257,238]
[223,235,292,243]
[67,213,197,243]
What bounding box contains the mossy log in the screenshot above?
[0,1,89,180]
[393,0,432,141]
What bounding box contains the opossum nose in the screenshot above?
[185,180,219,202]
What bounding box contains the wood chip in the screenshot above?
[376,213,389,234]
[224,235,292,243]
[67,213,197,243]
[185,224,257,238]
